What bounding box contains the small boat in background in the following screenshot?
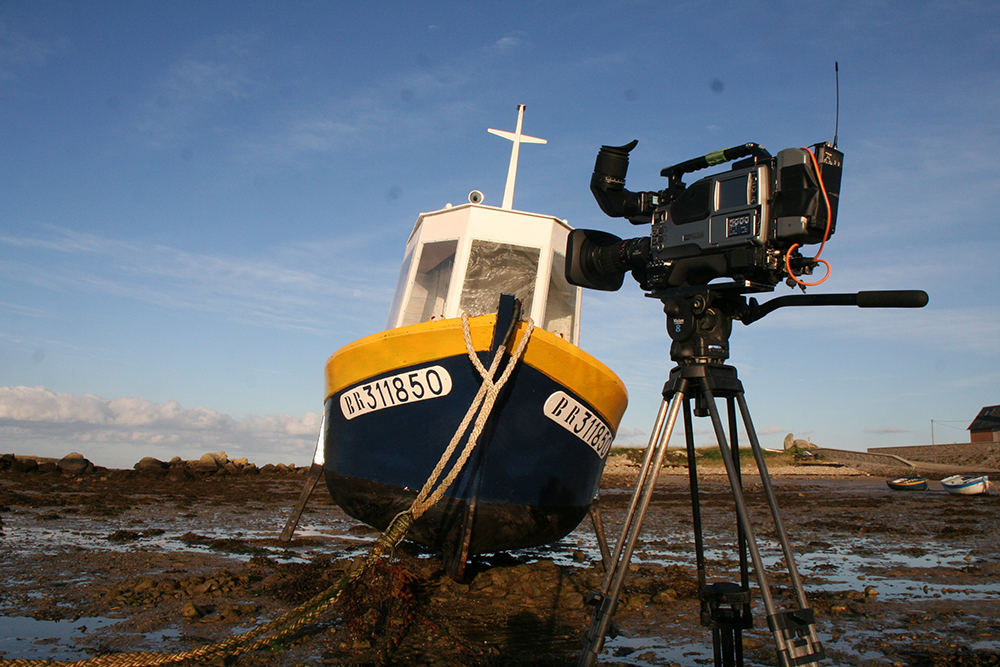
[321,106,628,577]
[941,474,990,496]
[886,476,928,491]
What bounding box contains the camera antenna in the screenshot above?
[833,61,839,149]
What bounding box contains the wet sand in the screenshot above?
[1,460,999,666]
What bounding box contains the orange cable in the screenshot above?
[786,147,833,287]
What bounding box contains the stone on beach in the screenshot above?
[57,452,94,474]
[134,457,170,471]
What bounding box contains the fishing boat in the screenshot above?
[886,476,928,491]
[940,474,990,496]
[320,106,628,576]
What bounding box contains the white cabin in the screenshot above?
[385,201,582,346]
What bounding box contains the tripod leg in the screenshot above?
[700,378,824,667]
[683,399,707,592]
[696,377,782,624]
[727,398,753,644]
[736,393,808,607]
[578,386,687,667]
[735,394,825,666]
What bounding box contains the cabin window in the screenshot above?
[542,251,577,340]
[460,240,539,317]
[386,246,415,329]
[400,239,458,327]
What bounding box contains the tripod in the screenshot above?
[578,285,928,667]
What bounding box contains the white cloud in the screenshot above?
[493,34,524,53]
[234,66,475,169]
[863,427,913,435]
[133,31,265,148]
[0,225,391,335]
[0,21,69,81]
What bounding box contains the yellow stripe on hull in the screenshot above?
[325,315,628,430]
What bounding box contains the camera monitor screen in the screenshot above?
[717,174,750,210]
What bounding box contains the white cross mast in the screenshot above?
[488,104,547,210]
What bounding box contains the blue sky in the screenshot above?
[2,1,998,469]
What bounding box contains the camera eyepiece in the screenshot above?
[590,140,656,224]
[593,140,638,183]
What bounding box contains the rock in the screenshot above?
[197,453,221,471]
[11,457,39,473]
[181,601,206,620]
[167,466,192,481]
[652,589,678,604]
[57,452,93,474]
[783,433,816,451]
[168,456,184,467]
[134,457,169,471]
[133,578,157,594]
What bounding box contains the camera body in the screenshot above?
[567,140,843,292]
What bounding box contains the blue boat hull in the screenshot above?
[321,315,628,569]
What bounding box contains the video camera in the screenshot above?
[566,139,844,292]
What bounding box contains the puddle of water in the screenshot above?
[0,615,119,661]
[553,514,1000,604]
[600,633,716,665]
[0,508,369,564]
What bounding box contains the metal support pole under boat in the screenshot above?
[588,496,612,567]
[279,414,326,543]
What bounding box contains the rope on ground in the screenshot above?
[0,314,534,667]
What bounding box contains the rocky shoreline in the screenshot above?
[1,451,999,666]
[0,450,306,477]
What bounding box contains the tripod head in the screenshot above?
[653,283,929,364]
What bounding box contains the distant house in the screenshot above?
[968,405,1000,443]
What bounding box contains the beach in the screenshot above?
[1,454,998,666]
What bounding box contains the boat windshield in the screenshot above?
[386,246,415,329]
[542,251,577,340]
[459,240,539,317]
[400,239,458,327]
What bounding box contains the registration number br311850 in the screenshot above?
[340,365,453,420]
[544,391,614,457]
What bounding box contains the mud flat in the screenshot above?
[1,458,999,666]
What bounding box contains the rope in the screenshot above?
[0,314,534,667]
[409,314,534,520]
